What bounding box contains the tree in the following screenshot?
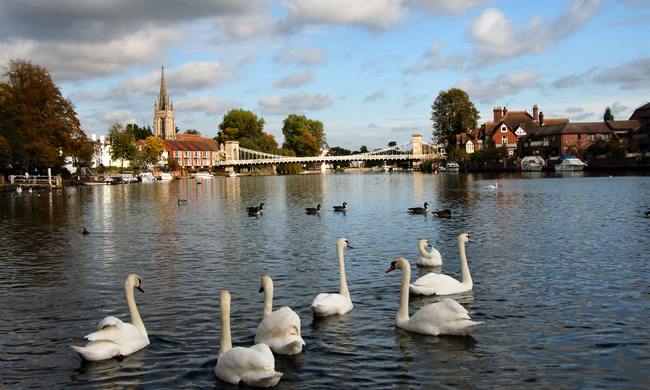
[167,155,180,172]
[0,59,85,171]
[388,141,397,147]
[604,107,614,121]
[0,134,11,167]
[73,141,98,169]
[143,136,164,166]
[126,123,153,141]
[107,123,137,168]
[430,88,480,147]
[328,146,352,168]
[184,129,201,135]
[281,114,326,157]
[215,109,277,152]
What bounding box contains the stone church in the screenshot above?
[153,67,175,140]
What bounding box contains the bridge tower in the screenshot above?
[412,134,423,168]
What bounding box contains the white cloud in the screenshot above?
[272,43,328,66]
[593,57,650,89]
[363,90,386,102]
[454,70,541,104]
[101,110,137,125]
[258,92,332,115]
[468,0,602,66]
[279,0,408,31]
[405,0,490,16]
[404,40,466,74]
[273,70,315,88]
[175,95,239,116]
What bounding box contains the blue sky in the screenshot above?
[1,0,648,151]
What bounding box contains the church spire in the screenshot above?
[159,66,167,110]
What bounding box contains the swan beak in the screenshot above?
[386,263,396,273]
[137,285,145,293]
[259,287,264,293]
[468,237,475,243]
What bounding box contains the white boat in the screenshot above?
[193,171,214,179]
[381,165,391,172]
[138,171,157,182]
[555,155,587,171]
[521,156,545,171]
[228,171,237,177]
[445,161,460,172]
[120,171,137,183]
[436,166,446,172]
[158,172,174,180]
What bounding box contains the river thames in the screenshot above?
[1,171,649,389]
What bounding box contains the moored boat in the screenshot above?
[521,156,545,171]
[193,171,214,179]
[445,161,460,172]
[555,155,587,171]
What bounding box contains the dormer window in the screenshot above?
[501,125,507,133]
[515,127,526,136]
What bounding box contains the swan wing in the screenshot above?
[405,298,480,336]
[255,307,305,354]
[416,248,442,266]
[216,345,282,387]
[409,273,464,295]
[310,293,353,316]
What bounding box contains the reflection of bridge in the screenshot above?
[214,134,439,167]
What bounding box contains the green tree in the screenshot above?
[328,146,352,168]
[73,141,98,168]
[430,88,480,147]
[108,123,137,168]
[388,141,397,147]
[0,59,85,171]
[184,129,201,135]
[126,123,153,141]
[274,148,301,174]
[281,114,326,157]
[604,106,614,121]
[167,155,180,172]
[215,109,277,152]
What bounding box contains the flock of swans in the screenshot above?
[71,234,481,387]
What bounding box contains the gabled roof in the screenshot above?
[629,102,650,122]
[484,111,537,137]
[606,120,641,133]
[526,122,613,139]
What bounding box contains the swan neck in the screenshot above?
[262,284,273,318]
[337,244,350,299]
[459,239,473,287]
[397,263,410,324]
[418,242,427,256]
[125,280,147,338]
[219,295,232,357]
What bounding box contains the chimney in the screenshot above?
[493,107,503,122]
[503,107,508,117]
[539,112,544,126]
[533,105,539,121]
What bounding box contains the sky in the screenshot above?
[1,0,649,152]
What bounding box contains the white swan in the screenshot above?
[484,179,498,189]
[71,274,149,361]
[386,257,481,336]
[409,233,475,296]
[215,291,282,387]
[310,238,354,316]
[255,275,305,355]
[416,239,442,267]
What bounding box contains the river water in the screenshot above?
[1,171,649,389]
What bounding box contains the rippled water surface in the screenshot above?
[1,172,649,389]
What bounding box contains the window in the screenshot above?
[543,138,549,146]
[502,136,508,145]
[587,134,595,141]
[602,134,610,140]
[501,125,507,133]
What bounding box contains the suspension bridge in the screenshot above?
[214,134,441,167]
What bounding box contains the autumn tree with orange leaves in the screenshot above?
[0,59,85,172]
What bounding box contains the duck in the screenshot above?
[484,179,498,189]
[71,274,149,361]
[215,291,282,387]
[306,204,321,214]
[409,233,475,296]
[416,239,442,267]
[247,202,264,215]
[255,276,305,355]
[82,228,90,235]
[408,202,428,214]
[386,258,482,336]
[333,202,348,212]
[310,238,354,316]
[432,209,452,219]
[177,199,188,205]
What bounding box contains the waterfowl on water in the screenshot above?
[416,239,442,267]
[433,209,452,219]
[484,179,498,189]
[82,228,90,235]
[310,238,354,316]
[247,203,264,216]
[306,204,321,214]
[333,202,348,212]
[177,199,188,205]
[408,202,428,214]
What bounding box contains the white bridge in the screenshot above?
[215,134,440,167]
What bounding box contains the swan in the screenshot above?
[310,238,354,316]
[416,239,442,267]
[16,186,22,193]
[177,199,187,205]
[409,233,475,296]
[386,258,481,336]
[247,203,264,216]
[484,179,498,189]
[432,209,452,219]
[333,202,348,212]
[408,202,428,214]
[215,291,282,387]
[306,204,321,214]
[71,274,149,361]
[255,276,305,355]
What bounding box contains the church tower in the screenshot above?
[154,67,175,140]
